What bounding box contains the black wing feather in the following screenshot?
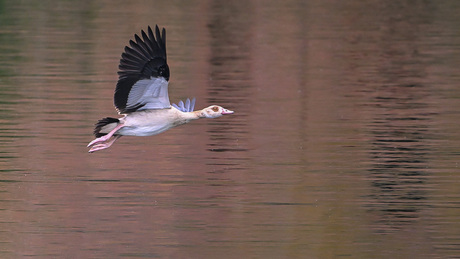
[134,34,151,57]
[141,30,154,55]
[114,25,170,114]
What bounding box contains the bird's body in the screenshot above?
[99,108,198,137]
[118,108,192,136]
[88,25,233,153]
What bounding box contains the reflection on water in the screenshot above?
[363,2,438,232]
[1,0,460,258]
[367,85,433,229]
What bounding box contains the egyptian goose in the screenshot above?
[87,25,233,153]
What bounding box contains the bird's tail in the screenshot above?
[94,117,120,137]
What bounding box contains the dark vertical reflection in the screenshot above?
[0,0,27,173]
[364,1,436,230]
[206,0,253,171]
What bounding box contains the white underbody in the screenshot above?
[113,107,196,136]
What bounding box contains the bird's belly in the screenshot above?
[118,123,173,136]
[116,109,189,136]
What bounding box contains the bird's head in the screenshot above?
[200,105,234,118]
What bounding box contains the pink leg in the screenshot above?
[88,135,122,153]
[87,123,125,147]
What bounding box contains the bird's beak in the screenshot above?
[222,109,234,115]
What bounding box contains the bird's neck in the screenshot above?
[181,110,205,120]
[195,110,208,119]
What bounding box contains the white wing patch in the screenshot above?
[126,77,171,111]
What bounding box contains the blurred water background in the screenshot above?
[1,0,460,258]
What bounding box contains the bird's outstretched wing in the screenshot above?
[114,25,171,114]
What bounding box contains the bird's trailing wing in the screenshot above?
[172,98,196,112]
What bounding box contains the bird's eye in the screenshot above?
[212,106,219,112]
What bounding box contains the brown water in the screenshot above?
[1,0,460,258]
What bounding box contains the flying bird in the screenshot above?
[87,25,233,153]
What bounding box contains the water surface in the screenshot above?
[1,0,460,258]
